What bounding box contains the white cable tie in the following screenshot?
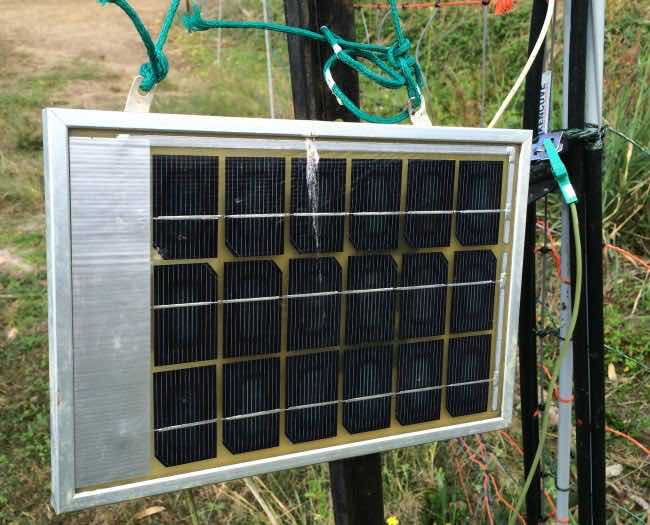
[332,43,343,54]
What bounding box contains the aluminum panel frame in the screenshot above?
[44,108,532,513]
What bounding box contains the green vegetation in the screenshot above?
[0,0,648,523]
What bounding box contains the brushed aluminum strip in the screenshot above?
[69,137,152,487]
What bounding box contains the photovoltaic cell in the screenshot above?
[226,157,285,256]
[286,351,338,443]
[290,158,345,253]
[404,159,455,248]
[223,261,281,358]
[288,258,341,351]
[343,346,393,434]
[450,250,497,333]
[153,155,218,260]
[154,366,216,466]
[148,150,510,474]
[153,264,217,366]
[456,160,503,246]
[396,341,443,425]
[350,159,402,251]
[446,335,491,416]
[399,253,448,339]
[223,358,280,454]
[346,255,397,345]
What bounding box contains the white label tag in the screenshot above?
[538,71,553,134]
[124,76,155,113]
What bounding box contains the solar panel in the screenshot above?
[44,109,531,512]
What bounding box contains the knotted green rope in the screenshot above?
[98,0,180,92]
[183,0,424,124]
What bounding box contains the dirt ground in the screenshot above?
[0,0,187,109]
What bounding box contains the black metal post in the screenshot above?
[329,455,385,525]
[583,146,606,524]
[517,205,542,525]
[283,0,359,122]
[518,0,549,522]
[564,0,601,522]
[283,2,384,524]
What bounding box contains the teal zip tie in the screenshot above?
[543,138,578,204]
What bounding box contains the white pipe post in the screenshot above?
[556,203,574,525]
[262,0,276,118]
[585,0,605,125]
[556,0,574,522]
[561,0,571,129]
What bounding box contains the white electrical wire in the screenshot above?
[261,0,275,118]
[487,0,556,128]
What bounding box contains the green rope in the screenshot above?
[98,0,180,92]
[183,0,424,124]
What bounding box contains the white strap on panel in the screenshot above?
[124,76,155,113]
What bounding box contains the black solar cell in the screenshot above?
[343,346,393,434]
[450,250,497,334]
[346,255,397,345]
[223,261,281,358]
[396,341,443,425]
[446,335,491,417]
[153,155,218,260]
[223,358,280,454]
[154,366,216,466]
[153,264,217,366]
[286,351,338,443]
[350,159,402,251]
[456,160,503,246]
[226,157,285,256]
[399,252,448,339]
[404,159,455,248]
[291,158,346,253]
[288,257,341,351]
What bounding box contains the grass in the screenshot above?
[0,0,648,523]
